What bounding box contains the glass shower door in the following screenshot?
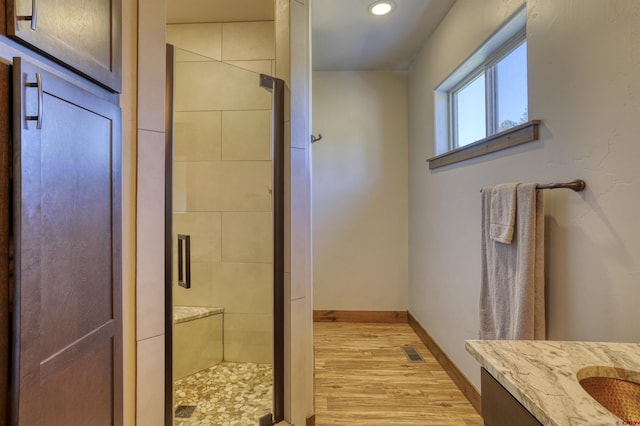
[170,46,279,425]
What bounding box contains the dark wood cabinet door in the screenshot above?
[0,62,10,426]
[7,0,122,92]
[12,57,122,426]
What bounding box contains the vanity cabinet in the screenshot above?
[481,368,542,426]
[12,57,122,426]
[7,0,122,92]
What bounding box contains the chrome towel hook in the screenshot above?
[311,133,323,143]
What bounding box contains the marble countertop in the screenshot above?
[466,340,640,426]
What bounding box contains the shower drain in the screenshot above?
[174,405,196,418]
[401,345,425,362]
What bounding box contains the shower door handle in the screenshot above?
[178,234,191,289]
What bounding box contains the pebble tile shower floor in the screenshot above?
[174,362,273,426]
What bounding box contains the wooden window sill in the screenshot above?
[427,120,541,170]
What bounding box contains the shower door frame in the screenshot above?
[163,44,285,425]
[164,43,174,426]
[259,73,286,423]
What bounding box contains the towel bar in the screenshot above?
[481,180,586,193]
[536,179,585,192]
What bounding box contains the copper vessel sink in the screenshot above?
[579,375,640,421]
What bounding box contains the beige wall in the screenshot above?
[168,22,275,364]
[408,0,640,390]
[312,71,409,311]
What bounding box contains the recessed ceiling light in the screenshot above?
[369,1,395,16]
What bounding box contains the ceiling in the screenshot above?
[312,0,455,71]
[166,0,455,71]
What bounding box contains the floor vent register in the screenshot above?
[401,345,425,362]
[174,405,197,418]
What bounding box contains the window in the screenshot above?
[429,6,537,169]
[452,72,487,147]
[451,35,528,149]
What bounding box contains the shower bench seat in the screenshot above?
[173,305,224,324]
[173,305,224,380]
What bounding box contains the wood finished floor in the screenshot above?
[314,322,483,425]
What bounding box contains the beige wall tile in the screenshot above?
[137,130,166,340]
[174,49,215,63]
[275,0,290,85]
[283,271,291,420]
[136,336,165,426]
[173,162,187,213]
[138,0,166,132]
[225,60,273,76]
[289,297,311,424]
[222,110,271,161]
[289,147,309,301]
[174,111,222,162]
[172,261,214,307]
[284,273,292,316]
[290,1,310,150]
[173,314,223,380]
[221,212,273,263]
[186,162,272,212]
[173,212,222,263]
[136,275,165,341]
[211,262,273,314]
[167,23,222,61]
[290,95,308,150]
[222,22,275,61]
[284,86,291,124]
[224,313,273,363]
[283,145,291,276]
[175,61,271,112]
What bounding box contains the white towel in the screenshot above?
[490,183,518,244]
[480,183,546,340]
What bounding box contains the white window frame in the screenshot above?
[433,6,527,157]
[449,68,486,149]
[449,31,527,149]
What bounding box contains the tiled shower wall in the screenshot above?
[168,22,276,364]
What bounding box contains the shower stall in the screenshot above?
[165,43,284,425]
